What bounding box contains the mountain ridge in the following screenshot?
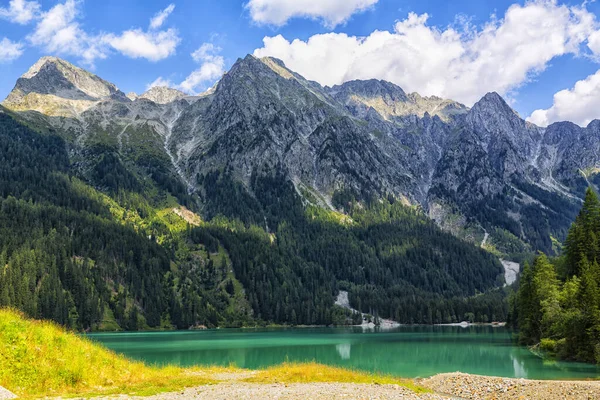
[3,54,600,258]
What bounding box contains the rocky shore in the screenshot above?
[68,372,600,400]
[422,372,600,400]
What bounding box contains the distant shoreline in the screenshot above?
[88,321,510,333]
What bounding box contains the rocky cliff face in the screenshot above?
[3,55,599,256]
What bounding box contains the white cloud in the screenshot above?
[587,29,600,56]
[150,42,225,94]
[246,0,378,28]
[27,0,180,65]
[191,43,219,62]
[103,29,180,62]
[254,0,597,106]
[149,3,175,30]
[178,59,224,93]
[146,76,174,90]
[28,0,107,66]
[0,37,24,62]
[528,69,600,127]
[102,2,180,62]
[0,0,40,24]
[179,43,224,93]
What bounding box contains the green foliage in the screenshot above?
[0,111,507,330]
[514,188,600,363]
[194,172,506,325]
[0,113,251,331]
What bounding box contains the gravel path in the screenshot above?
[96,383,450,400]
[422,372,600,400]
[55,372,600,400]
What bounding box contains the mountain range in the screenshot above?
[4,55,594,256]
[0,54,596,329]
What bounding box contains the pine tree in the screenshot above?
[533,254,561,340]
[565,188,600,276]
[517,261,538,345]
[577,258,600,362]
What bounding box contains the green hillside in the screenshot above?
[0,110,507,329]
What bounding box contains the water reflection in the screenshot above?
[87,326,600,380]
[513,356,526,378]
[336,343,351,360]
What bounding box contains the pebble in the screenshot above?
[421,372,600,400]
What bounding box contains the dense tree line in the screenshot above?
[0,113,250,330]
[194,170,507,325]
[0,112,508,329]
[513,188,600,363]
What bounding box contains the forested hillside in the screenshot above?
[0,110,253,330]
[513,188,600,363]
[0,110,508,329]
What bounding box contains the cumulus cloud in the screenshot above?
[149,43,225,94]
[149,3,175,30]
[0,0,40,24]
[527,69,600,127]
[26,0,180,65]
[103,29,180,62]
[28,0,107,65]
[587,29,600,56]
[246,0,378,28]
[254,0,596,106]
[0,37,24,62]
[102,2,180,62]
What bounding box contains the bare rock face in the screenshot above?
[139,86,187,104]
[329,79,468,122]
[3,54,600,256]
[3,56,128,117]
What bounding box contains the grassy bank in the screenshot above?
[0,309,425,398]
[0,308,220,398]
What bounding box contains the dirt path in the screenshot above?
[118,383,448,399]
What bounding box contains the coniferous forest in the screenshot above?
[0,111,509,331]
[512,188,600,363]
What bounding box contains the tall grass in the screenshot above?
[244,362,429,393]
[0,309,214,398]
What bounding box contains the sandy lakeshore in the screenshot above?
[63,372,600,400]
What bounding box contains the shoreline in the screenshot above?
[89,321,510,333]
[55,371,600,399]
[421,372,600,399]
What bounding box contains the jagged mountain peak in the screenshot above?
[466,91,528,135]
[3,55,127,117]
[330,79,467,121]
[21,56,62,78]
[470,92,518,117]
[16,56,125,100]
[586,119,600,130]
[139,86,187,104]
[330,79,408,102]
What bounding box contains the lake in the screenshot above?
[87,325,600,380]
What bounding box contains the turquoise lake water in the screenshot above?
[87,326,600,380]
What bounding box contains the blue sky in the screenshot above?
[2,0,600,126]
